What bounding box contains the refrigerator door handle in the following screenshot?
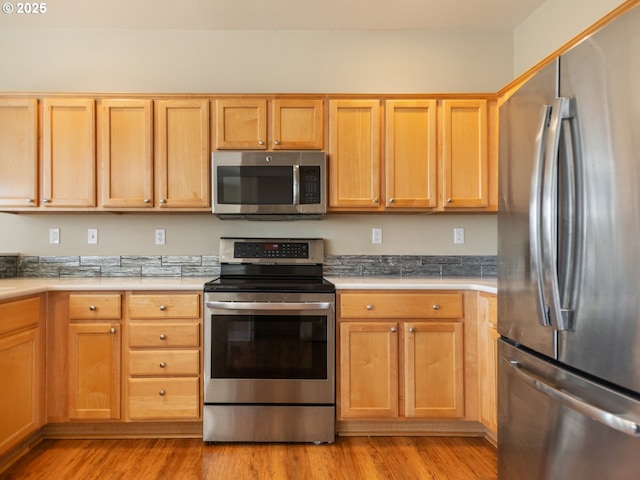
[540,97,573,331]
[504,357,640,438]
[529,105,553,327]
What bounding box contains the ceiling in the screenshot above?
[2,0,547,30]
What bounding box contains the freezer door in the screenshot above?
[557,5,640,393]
[498,61,557,357]
[499,340,640,480]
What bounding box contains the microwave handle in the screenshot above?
[293,165,300,205]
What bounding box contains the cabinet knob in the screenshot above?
[389,198,395,204]
[110,327,116,334]
[366,304,374,310]
[27,198,35,204]
[43,198,50,203]
[160,199,167,204]
[373,198,379,204]
[159,305,166,311]
[447,198,453,203]
[89,305,97,311]
[432,304,440,310]
[159,362,166,368]
[408,327,416,333]
[143,198,150,204]
[274,140,280,145]
[390,327,397,332]
[159,390,166,396]
[159,334,166,340]
[258,140,265,145]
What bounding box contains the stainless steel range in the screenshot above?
[203,238,336,443]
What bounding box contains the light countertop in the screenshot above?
[0,276,496,301]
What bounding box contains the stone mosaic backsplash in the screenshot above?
[7,254,497,278]
[0,255,18,278]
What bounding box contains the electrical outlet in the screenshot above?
[454,227,465,244]
[88,228,98,244]
[155,229,166,245]
[372,227,383,244]
[49,228,60,244]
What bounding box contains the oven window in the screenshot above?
[216,166,293,205]
[211,315,327,379]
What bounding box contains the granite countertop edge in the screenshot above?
[0,276,497,301]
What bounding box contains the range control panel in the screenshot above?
[234,242,309,259]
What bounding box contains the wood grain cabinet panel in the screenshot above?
[128,294,200,319]
[478,293,498,437]
[41,98,96,208]
[272,99,324,150]
[129,322,200,348]
[68,294,122,320]
[385,100,438,209]
[0,98,38,208]
[128,377,200,420]
[100,99,153,208]
[214,98,267,150]
[441,99,489,208]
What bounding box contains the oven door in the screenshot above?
[204,292,335,405]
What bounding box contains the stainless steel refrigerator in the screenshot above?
[498,5,640,479]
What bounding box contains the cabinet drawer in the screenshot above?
[128,294,200,319]
[129,350,200,376]
[340,292,463,319]
[69,294,122,319]
[0,296,40,336]
[128,377,200,419]
[129,322,200,348]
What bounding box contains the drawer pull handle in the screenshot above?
[390,327,397,332]
[159,305,167,311]
[408,327,416,333]
[366,304,374,310]
[110,327,116,334]
[159,362,166,368]
[432,304,440,310]
[89,305,97,311]
[159,334,166,340]
[159,390,166,396]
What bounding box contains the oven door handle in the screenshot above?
[205,301,332,311]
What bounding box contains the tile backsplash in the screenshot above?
[11,254,496,278]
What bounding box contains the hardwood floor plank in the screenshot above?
[1,436,497,480]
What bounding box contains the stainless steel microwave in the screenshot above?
[212,151,327,219]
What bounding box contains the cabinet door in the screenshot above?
[214,98,267,150]
[68,322,121,420]
[479,294,498,435]
[404,321,464,418]
[0,98,38,208]
[328,100,381,209]
[385,100,437,209]
[155,99,210,208]
[272,99,324,149]
[0,328,41,457]
[42,98,96,207]
[339,321,398,418]
[100,99,153,208]
[441,99,488,208]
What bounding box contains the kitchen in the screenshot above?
[0,0,636,478]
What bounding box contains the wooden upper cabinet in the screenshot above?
[385,100,437,209]
[328,99,382,210]
[0,99,38,208]
[272,99,324,149]
[155,99,210,209]
[41,98,96,208]
[441,99,489,209]
[214,99,267,150]
[100,99,153,208]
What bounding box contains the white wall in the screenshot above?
[514,0,628,75]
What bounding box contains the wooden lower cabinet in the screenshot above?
[338,291,467,430]
[0,296,44,457]
[478,293,498,438]
[125,292,202,421]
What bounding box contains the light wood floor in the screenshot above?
[1,436,497,480]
